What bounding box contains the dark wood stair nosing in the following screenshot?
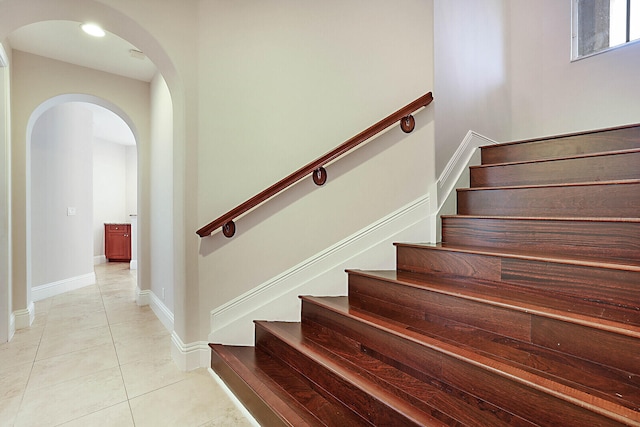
[457,178,640,192]
[392,242,640,272]
[470,147,640,169]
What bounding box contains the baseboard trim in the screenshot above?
[32,273,96,302]
[136,287,151,306]
[93,255,106,265]
[149,291,174,332]
[129,259,137,270]
[171,331,210,371]
[9,312,15,339]
[210,194,431,346]
[436,130,498,210]
[14,301,34,330]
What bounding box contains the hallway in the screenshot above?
[0,263,255,426]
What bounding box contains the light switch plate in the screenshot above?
[67,207,76,216]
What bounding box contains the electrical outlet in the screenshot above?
[67,207,76,216]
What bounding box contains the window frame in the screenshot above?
[571,0,640,61]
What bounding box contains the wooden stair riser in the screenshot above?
[300,299,627,427]
[396,246,640,315]
[481,125,640,164]
[457,181,640,217]
[349,272,532,342]
[254,323,432,426]
[441,217,640,262]
[348,273,640,375]
[471,150,640,188]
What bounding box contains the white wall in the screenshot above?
[149,73,174,313]
[433,0,511,177]
[196,0,435,338]
[509,0,640,139]
[126,145,137,216]
[30,103,94,286]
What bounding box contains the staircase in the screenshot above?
[210,124,640,426]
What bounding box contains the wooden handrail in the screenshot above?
[197,92,433,238]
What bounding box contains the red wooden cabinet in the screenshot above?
[104,223,131,262]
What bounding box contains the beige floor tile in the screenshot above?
[0,392,23,427]
[113,331,171,365]
[34,298,53,315]
[36,324,113,360]
[0,361,32,399]
[58,402,134,427]
[120,355,190,398]
[43,309,109,336]
[5,263,254,427]
[9,321,45,345]
[109,315,167,342]
[14,366,127,427]
[129,369,242,427]
[27,343,119,392]
[0,339,40,369]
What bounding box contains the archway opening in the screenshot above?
[28,97,138,301]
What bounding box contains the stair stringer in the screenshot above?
[429,130,499,242]
[209,195,431,346]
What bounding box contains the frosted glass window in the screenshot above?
[573,0,640,59]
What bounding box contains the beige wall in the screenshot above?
[509,0,640,140]
[196,0,435,338]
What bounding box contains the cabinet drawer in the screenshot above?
[106,224,130,232]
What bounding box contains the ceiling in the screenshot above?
[8,20,155,146]
[8,20,156,82]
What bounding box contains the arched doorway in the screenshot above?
[27,96,138,301]
[0,0,187,347]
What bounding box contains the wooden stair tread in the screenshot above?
[255,321,449,426]
[458,178,640,192]
[471,147,640,169]
[348,269,640,334]
[441,215,640,223]
[269,320,535,427]
[394,242,640,271]
[210,344,330,426]
[301,296,640,425]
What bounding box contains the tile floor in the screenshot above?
[0,263,258,427]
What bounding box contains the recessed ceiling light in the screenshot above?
[81,23,105,38]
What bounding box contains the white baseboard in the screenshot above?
[171,331,211,371]
[129,259,137,270]
[13,301,34,330]
[93,255,106,265]
[136,287,151,307]
[9,312,15,339]
[210,194,431,346]
[32,273,96,302]
[149,291,174,333]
